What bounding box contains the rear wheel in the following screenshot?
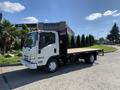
[84,55,95,64]
[46,58,58,73]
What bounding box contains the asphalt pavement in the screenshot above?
[0,46,120,90]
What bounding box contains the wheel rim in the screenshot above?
[49,61,57,71]
[90,55,94,62]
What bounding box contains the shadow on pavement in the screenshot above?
[2,62,95,89]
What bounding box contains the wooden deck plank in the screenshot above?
[67,48,101,54]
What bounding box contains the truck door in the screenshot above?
[37,32,59,66]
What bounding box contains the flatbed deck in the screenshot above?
[67,48,103,54]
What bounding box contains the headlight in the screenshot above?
[30,55,35,60]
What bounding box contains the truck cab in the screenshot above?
[21,30,61,72]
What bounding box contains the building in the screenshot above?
[15,21,75,36]
[15,23,37,31]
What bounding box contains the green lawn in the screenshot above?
[0,55,21,65]
[0,50,22,65]
[88,45,117,53]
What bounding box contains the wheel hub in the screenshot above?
[49,62,56,71]
[90,56,94,62]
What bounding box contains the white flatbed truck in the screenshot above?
[21,29,104,73]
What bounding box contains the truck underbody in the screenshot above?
[57,48,104,65]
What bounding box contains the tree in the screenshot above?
[107,23,120,44]
[0,19,16,54]
[99,37,105,44]
[89,35,95,46]
[91,35,95,45]
[70,35,75,48]
[86,36,90,46]
[0,19,30,54]
[76,35,81,47]
[81,34,86,47]
[20,24,29,48]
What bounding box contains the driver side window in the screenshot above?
[39,32,55,49]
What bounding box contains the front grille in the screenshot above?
[24,55,30,61]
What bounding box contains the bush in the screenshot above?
[4,54,14,58]
[76,35,81,48]
[71,35,76,48]
[14,39,21,50]
[17,52,22,57]
[81,34,86,47]
[4,54,11,58]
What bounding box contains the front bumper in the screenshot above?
[21,59,37,69]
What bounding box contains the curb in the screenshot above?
[0,64,22,67]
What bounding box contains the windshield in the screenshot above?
[24,32,38,48]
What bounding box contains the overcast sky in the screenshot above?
[0,0,120,38]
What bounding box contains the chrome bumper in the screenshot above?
[21,59,37,69]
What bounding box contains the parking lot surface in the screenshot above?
[0,46,120,90]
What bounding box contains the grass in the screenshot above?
[0,50,21,65]
[0,55,21,65]
[88,45,117,53]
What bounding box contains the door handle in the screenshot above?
[38,49,41,54]
[54,48,57,53]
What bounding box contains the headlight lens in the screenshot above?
[30,55,35,60]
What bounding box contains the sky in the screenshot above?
[0,0,120,38]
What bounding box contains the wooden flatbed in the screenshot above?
[67,48,104,55]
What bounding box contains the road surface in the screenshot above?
[0,46,120,90]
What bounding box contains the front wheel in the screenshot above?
[46,58,58,73]
[84,55,95,64]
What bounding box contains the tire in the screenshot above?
[46,58,58,73]
[84,55,95,64]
